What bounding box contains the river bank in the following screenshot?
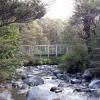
[0,65,100,100]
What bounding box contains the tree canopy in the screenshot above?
[70,0,100,49]
[0,0,46,27]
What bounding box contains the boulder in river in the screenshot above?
[82,68,100,81]
[50,87,63,93]
[58,83,64,87]
[11,79,23,89]
[89,79,100,89]
[63,74,70,82]
[26,86,58,100]
[53,70,62,76]
[52,76,57,80]
[82,69,93,82]
[73,88,92,93]
[23,76,44,86]
[70,79,82,84]
[56,73,64,79]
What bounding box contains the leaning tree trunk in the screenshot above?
[83,14,96,67]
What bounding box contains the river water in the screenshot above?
[0,65,100,100]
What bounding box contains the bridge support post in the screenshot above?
[48,45,49,58]
[56,45,58,57]
[66,47,69,53]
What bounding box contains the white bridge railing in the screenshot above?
[20,44,69,57]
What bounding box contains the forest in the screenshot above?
[0,0,100,100]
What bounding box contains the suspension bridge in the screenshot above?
[20,44,69,57]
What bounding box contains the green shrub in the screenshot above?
[0,24,24,81]
[23,56,62,66]
[59,43,89,74]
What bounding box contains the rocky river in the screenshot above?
[0,65,100,100]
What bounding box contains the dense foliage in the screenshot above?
[59,0,100,73]
[1,0,100,81]
[0,0,46,81]
[0,24,19,81]
[59,43,89,74]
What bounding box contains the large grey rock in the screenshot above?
[70,79,82,84]
[50,87,63,93]
[74,88,92,93]
[53,70,62,76]
[17,84,29,94]
[23,76,44,86]
[12,79,23,89]
[89,79,100,89]
[82,69,93,81]
[26,86,58,100]
[63,74,70,82]
[52,76,57,80]
[56,73,63,79]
